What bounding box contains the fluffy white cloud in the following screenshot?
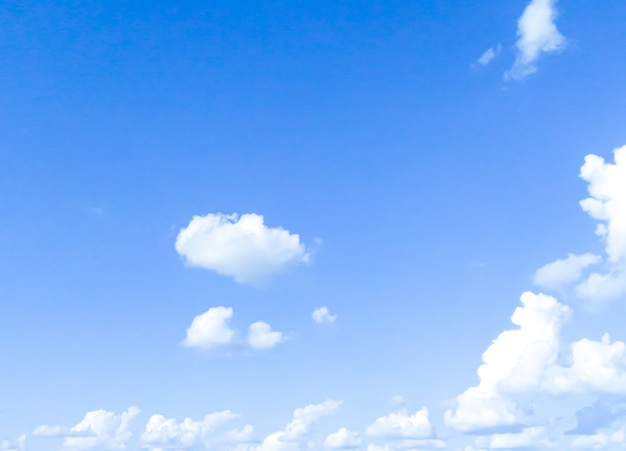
[251,400,343,451]
[474,427,554,449]
[445,292,570,431]
[324,428,361,449]
[183,306,236,350]
[366,408,432,440]
[506,0,566,80]
[248,321,285,350]
[312,307,336,324]
[445,290,626,431]
[141,410,248,450]
[571,427,626,449]
[175,213,309,286]
[35,407,141,450]
[534,253,601,289]
[575,146,626,302]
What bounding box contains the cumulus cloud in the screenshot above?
[248,321,285,350]
[534,253,601,289]
[141,410,250,450]
[575,146,626,302]
[324,428,362,449]
[175,213,309,286]
[312,307,336,325]
[445,290,626,432]
[506,0,566,80]
[251,400,343,451]
[365,408,432,440]
[183,306,236,350]
[33,407,140,450]
[474,427,555,449]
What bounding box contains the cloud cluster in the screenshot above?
[33,407,140,450]
[0,435,25,451]
[445,291,626,432]
[506,0,566,80]
[183,306,285,351]
[141,410,252,450]
[175,213,309,286]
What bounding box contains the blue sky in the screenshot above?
[2,0,626,450]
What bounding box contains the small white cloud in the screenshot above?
[247,321,284,350]
[474,427,555,449]
[474,44,502,67]
[0,435,25,451]
[506,0,566,80]
[365,408,432,439]
[252,400,343,451]
[571,427,626,449]
[534,253,601,289]
[324,428,362,449]
[390,396,405,406]
[175,213,309,286]
[183,306,236,350]
[141,410,242,450]
[312,307,337,324]
[32,424,67,436]
[40,407,141,450]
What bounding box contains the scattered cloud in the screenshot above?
[312,307,337,325]
[175,213,309,287]
[34,407,140,450]
[365,408,432,440]
[506,0,566,80]
[141,410,250,450]
[248,321,285,350]
[324,428,362,449]
[183,306,237,350]
[251,400,343,451]
[473,44,502,68]
[0,435,25,451]
[474,427,555,449]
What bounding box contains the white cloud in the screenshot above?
[175,213,309,286]
[141,410,246,450]
[312,307,337,324]
[366,439,446,451]
[0,435,25,451]
[38,407,141,450]
[571,427,626,449]
[575,146,626,302]
[444,292,570,431]
[248,321,285,350]
[506,0,566,80]
[183,306,236,350]
[474,427,555,449]
[324,428,362,449]
[32,424,67,436]
[390,396,405,406]
[534,253,601,289]
[251,400,343,451]
[365,408,432,440]
[445,289,626,432]
[474,44,502,68]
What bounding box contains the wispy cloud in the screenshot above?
[506,0,566,80]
